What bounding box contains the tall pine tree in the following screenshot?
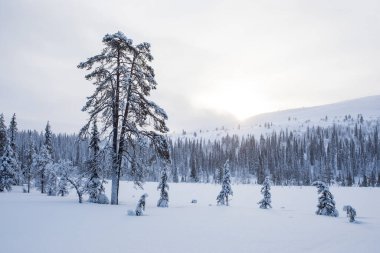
[8,113,20,184]
[25,132,36,193]
[44,121,53,157]
[8,113,17,152]
[78,31,170,205]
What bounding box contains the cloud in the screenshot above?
[0,0,380,133]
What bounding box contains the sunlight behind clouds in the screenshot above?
[193,81,277,121]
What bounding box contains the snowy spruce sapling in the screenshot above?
[0,139,17,192]
[157,169,169,207]
[86,120,108,204]
[136,194,148,216]
[312,181,339,217]
[258,176,272,209]
[216,159,233,206]
[343,205,356,222]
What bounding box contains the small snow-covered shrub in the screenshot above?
[157,169,169,208]
[157,198,168,208]
[312,181,339,217]
[87,177,102,203]
[343,205,356,222]
[135,194,148,216]
[191,199,197,204]
[216,160,233,206]
[96,193,109,204]
[258,176,272,209]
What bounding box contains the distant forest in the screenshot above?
[9,116,380,187]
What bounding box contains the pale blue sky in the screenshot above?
[0,0,379,133]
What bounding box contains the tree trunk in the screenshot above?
[111,164,119,204]
[78,192,83,203]
[41,171,45,194]
[110,48,121,205]
[114,55,136,204]
[27,174,30,193]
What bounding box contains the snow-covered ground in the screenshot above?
[1,182,379,253]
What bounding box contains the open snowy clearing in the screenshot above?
[1,182,379,253]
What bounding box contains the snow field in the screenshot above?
[1,182,379,253]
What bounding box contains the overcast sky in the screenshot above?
[0,0,379,134]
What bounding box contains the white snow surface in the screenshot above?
[1,182,379,253]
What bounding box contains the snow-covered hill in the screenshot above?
[245,95,380,127]
[172,95,380,140]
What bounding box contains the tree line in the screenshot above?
[169,120,380,186]
[2,112,379,197]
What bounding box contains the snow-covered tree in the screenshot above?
[312,181,339,217]
[216,159,233,206]
[44,121,53,156]
[32,145,53,194]
[45,164,58,196]
[343,205,356,222]
[8,113,21,184]
[0,138,17,192]
[85,120,106,203]
[258,176,272,209]
[35,123,56,194]
[24,132,35,193]
[78,31,170,205]
[8,113,17,152]
[0,114,7,157]
[157,168,169,207]
[135,193,148,216]
[56,160,86,203]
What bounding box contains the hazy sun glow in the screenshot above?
[193,81,278,120]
